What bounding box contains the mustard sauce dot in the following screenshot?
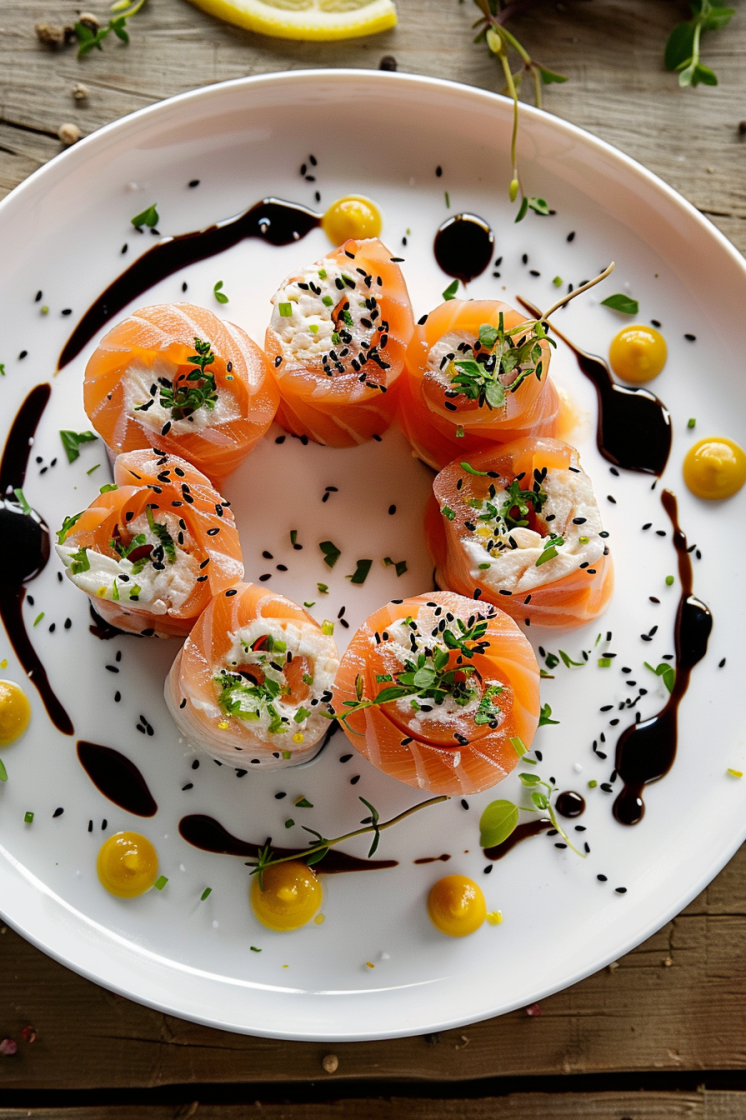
[97,831,159,898]
[322,196,382,245]
[427,874,487,938]
[250,861,322,932]
[0,681,31,747]
[609,324,667,383]
[683,437,746,500]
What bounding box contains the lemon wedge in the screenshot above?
[186,0,397,40]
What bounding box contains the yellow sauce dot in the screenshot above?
[217,721,229,729]
[0,681,31,747]
[292,732,304,744]
[322,195,382,245]
[250,861,322,932]
[683,437,746,500]
[609,324,667,383]
[313,912,325,925]
[486,910,503,926]
[427,874,487,938]
[97,832,159,898]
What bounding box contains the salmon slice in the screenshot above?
[164,581,340,770]
[332,591,540,796]
[83,303,278,487]
[398,299,560,470]
[55,449,243,638]
[426,437,614,630]
[264,237,415,446]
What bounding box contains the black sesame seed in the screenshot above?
[53,807,64,818]
[684,333,696,342]
[615,887,628,894]
[483,864,493,874]
[259,574,272,582]
[189,179,200,188]
[182,783,193,791]
[567,231,575,242]
[350,774,361,785]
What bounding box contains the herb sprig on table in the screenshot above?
[74,0,148,56]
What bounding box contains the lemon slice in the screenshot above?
[186,0,397,40]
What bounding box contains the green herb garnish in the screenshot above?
[146,508,176,562]
[601,293,639,315]
[665,0,733,87]
[57,511,83,544]
[279,302,293,317]
[535,534,564,567]
[60,429,98,464]
[213,280,229,304]
[347,559,373,585]
[13,489,32,516]
[442,279,459,301]
[154,875,168,891]
[479,770,584,856]
[24,811,34,824]
[75,0,147,57]
[130,202,159,229]
[158,337,217,422]
[538,703,559,727]
[200,887,212,901]
[644,661,676,694]
[319,541,341,568]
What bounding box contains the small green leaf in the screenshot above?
[317,583,329,594]
[514,196,529,223]
[479,799,519,848]
[131,203,159,229]
[60,429,98,464]
[559,650,585,668]
[460,461,489,477]
[200,887,212,901]
[536,64,567,85]
[250,945,262,952]
[213,280,229,304]
[665,19,697,71]
[538,703,559,727]
[319,540,341,568]
[528,197,550,216]
[295,797,313,808]
[285,819,295,829]
[601,293,639,315]
[0,759,7,782]
[347,558,373,585]
[519,772,542,786]
[442,279,459,301]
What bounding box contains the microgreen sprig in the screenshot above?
[480,771,585,857]
[75,0,147,58]
[158,337,217,422]
[247,794,448,887]
[665,0,734,87]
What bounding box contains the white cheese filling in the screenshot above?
[56,511,199,614]
[270,259,378,363]
[213,616,338,743]
[122,355,240,436]
[464,467,605,594]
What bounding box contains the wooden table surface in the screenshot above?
[2,0,746,1115]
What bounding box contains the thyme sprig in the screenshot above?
[479,771,585,857]
[665,0,734,87]
[248,794,449,887]
[157,337,218,422]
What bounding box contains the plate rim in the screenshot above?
[1,67,745,1041]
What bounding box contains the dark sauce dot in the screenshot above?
[434,214,494,283]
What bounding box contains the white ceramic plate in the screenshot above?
[0,70,744,1041]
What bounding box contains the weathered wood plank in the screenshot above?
[0,843,745,1087]
[2,0,746,248]
[0,1089,745,1118]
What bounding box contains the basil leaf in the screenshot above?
[479,799,519,848]
[601,293,639,315]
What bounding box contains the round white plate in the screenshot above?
[0,70,744,1041]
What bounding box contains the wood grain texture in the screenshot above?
[1,0,746,1089]
[2,1091,746,1119]
[1,842,746,1087]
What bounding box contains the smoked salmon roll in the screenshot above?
[398,300,560,470]
[426,437,614,629]
[55,449,243,638]
[83,303,279,486]
[331,592,540,796]
[265,237,414,446]
[164,582,339,770]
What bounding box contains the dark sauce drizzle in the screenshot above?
[179,814,398,875]
[555,790,585,818]
[413,854,451,864]
[58,199,322,370]
[77,741,157,817]
[0,385,73,735]
[613,490,712,825]
[517,297,672,475]
[434,214,494,285]
[483,818,552,860]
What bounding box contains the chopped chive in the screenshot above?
[441,506,456,521]
[319,541,341,568]
[33,612,44,627]
[86,463,100,475]
[281,750,291,760]
[552,276,562,287]
[13,488,32,515]
[24,811,34,823]
[322,295,334,307]
[278,302,293,317]
[0,759,7,781]
[303,601,315,608]
[598,657,612,667]
[290,530,298,546]
[588,780,598,789]
[318,268,327,279]
[250,945,262,952]
[687,418,696,429]
[317,583,329,594]
[200,887,212,901]
[285,818,295,828]
[347,558,373,585]
[321,620,334,635]
[442,279,459,302]
[510,736,527,757]
[295,797,313,808]
[445,191,450,208]
[154,875,168,891]
[665,575,674,586]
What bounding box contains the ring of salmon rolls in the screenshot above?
[83,303,279,487]
[164,582,340,770]
[425,437,614,630]
[398,300,560,470]
[56,450,243,638]
[331,592,540,796]
[265,237,415,446]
